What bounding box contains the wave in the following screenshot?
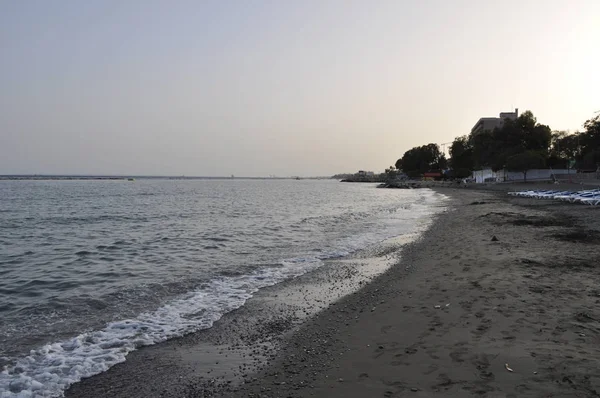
[0,236,401,397]
[0,189,448,398]
[0,254,327,397]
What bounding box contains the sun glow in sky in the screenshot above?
[1,0,598,176]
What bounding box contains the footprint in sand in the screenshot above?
[449,343,469,363]
[380,325,393,334]
[423,364,439,375]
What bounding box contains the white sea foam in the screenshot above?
[0,257,330,397]
[0,189,447,398]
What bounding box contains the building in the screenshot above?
[472,167,570,183]
[471,108,519,135]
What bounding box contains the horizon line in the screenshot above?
[0,174,334,180]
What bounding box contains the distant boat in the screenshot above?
[127,178,135,181]
[294,177,302,180]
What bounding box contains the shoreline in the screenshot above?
[219,186,600,397]
[65,186,600,397]
[65,198,445,398]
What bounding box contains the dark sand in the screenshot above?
[66,219,428,398]
[67,186,600,397]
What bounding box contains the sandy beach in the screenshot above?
[67,185,600,397]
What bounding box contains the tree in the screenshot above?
[468,110,551,171]
[449,135,474,171]
[579,113,600,169]
[446,168,472,179]
[397,143,446,175]
[438,153,449,170]
[583,113,600,138]
[394,158,403,171]
[506,151,546,181]
[391,110,597,180]
[470,131,499,170]
[384,166,398,181]
[530,124,552,151]
[517,110,537,132]
[582,150,600,170]
[548,131,580,168]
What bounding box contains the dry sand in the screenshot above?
[67,186,600,397]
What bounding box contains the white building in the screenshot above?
[472,168,570,183]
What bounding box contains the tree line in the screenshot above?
[390,111,600,180]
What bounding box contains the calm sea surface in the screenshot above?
[0,179,446,397]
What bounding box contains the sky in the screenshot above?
[1,0,598,177]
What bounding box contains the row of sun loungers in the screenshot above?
[508,189,600,206]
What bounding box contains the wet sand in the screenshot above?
[66,225,434,397]
[67,186,600,397]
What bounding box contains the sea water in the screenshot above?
[0,179,446,397]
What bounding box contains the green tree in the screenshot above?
[506,151,546,181]
[579,113,600,169]
[397,143,446,175]
[548,131,580,168]
[470,131,499,170]
[391,110,598,179]
[583,113,600,138]
[469,110,551,171]
[384,166,398,181]
[525,124,552,152]
[447,168,472,179]
[582,150,600,170]
[394,158,403,171]
[449,135,474,171]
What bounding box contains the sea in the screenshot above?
[0,178,447,397]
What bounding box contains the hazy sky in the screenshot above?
[1,0,598,176]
